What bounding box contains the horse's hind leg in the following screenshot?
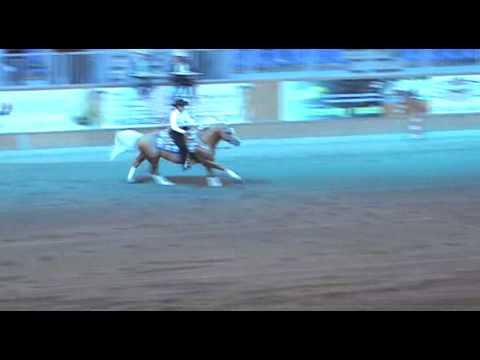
[203,165,223,187]
[127,152,146,183]
[150,156,159,177]
[151,155,176,186]
[198,159,242,187]
[201,159,243,182]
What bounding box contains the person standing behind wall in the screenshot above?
[4,49,25,85]
[406,90,428,139]
[382,80,403,117]
[129,49,154,99]
[170,50,197,101]
[0,102,13,116]
[73,90,104,127]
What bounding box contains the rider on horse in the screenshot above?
[169,99,196,170]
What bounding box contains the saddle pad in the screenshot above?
[156,129,200,153]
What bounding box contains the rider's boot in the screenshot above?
[183,156,192,171]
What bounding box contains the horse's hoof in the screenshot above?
[153,176,176,186]
[207,177,223,187]
[127,178,136,184]
[226,169,242,181]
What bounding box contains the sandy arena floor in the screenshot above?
[2,131,480,310]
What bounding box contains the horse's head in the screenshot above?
[218,126,241,146]
[198,125,241,148]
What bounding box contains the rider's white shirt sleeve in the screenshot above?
[170,109,186,134]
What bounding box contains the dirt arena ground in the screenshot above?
[2,131,480,310]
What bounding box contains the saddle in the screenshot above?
[155,129,201,153]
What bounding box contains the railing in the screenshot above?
[2,50,480,90]
[396,49,480,67]
[2,50,101,88]
[0,50,180,89]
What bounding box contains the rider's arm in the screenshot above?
[170,110,187,134]
[183,111,196,126]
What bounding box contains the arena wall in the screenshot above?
[1,113,479,151]
[2,77,480,150]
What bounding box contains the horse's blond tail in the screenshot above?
[110,130,143,161]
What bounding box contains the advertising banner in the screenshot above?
[0,83,252,134]
[281,75,480,121]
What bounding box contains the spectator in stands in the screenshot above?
[4,49,25,85]
[130,49,154,98]
[24,49,50,84]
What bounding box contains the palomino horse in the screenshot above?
[110,126,243,187]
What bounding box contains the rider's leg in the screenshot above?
[170,130,190,168]
[178,136,189,168]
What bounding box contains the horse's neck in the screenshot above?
[201,130,221,150]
